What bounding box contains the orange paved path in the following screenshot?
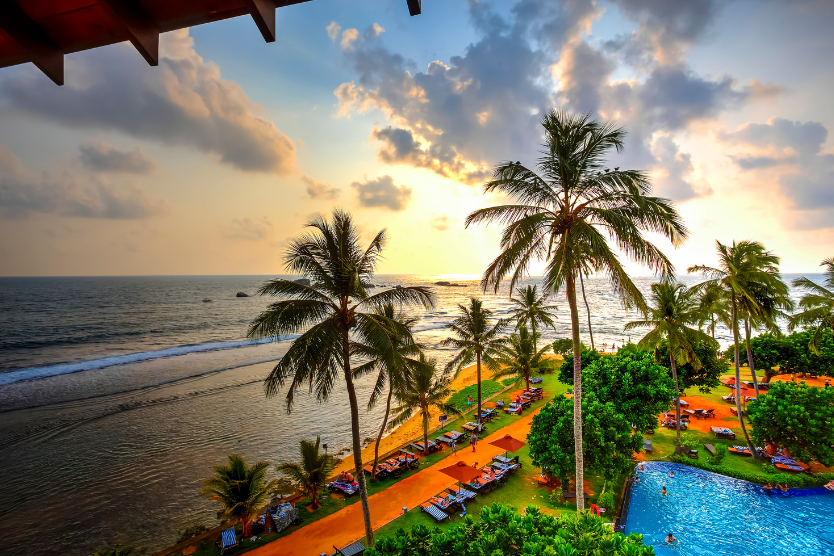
[250,408,543,556]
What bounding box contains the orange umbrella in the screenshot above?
[439,461,483,484]
[489,434,526,453]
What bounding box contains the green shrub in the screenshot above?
[708,444,728,465]
[500,377,516,386]
[596,491,615,511]
[668,455,834,487]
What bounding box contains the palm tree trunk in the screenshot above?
[423,407,430,457]
[531,320,538,354]
[371,384,394,482]
[311,484,320,510]
[731,296,761,461]
[343,330,375,546]
[566,273,585,511]
[669,353,682,454]
[710,316,715,339]
[745,319,759,397]
[579,271,595,351]
[476,350,482,425]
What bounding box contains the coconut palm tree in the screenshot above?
[246,209,435,545]
[695,282,730,339]
[277,436,335,510]
[389,354,462,456]
[442,297,507,422]
[465,110,687,508]
[493,326,551,389]
[688,240,783,460]
[91,547,133,556]
[789,257,834,355]
[625,281,711,453]
[359,304,422,481]
[200,454,277,537]
[508,285,558,352]
[737,280,793,394]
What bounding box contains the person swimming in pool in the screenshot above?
[763,483,774,492]
[669,471,674,478]
[662,485,667,495]
[778,484,789,493]
[825,480,834,491]
[665,533,677,545]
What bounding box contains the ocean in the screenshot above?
[0,273,816,555]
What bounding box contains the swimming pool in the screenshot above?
[623,462,834,555]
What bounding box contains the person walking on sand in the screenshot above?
[470,433,477,452]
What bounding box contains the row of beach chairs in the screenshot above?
[362,449,420,480]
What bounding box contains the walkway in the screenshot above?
[249,409,542,556]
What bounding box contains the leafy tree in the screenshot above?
[466,110,687,508]
[655,339,724,393]
[695,282,730,338]
[508,285,558,352]
[529,351,675,484]
[492,326,551,389]
[689,240,783,460]
[276,436,335,510]
[200,454,277,537]
[725,328,834,379]
[556,349,600,384]
[246,210,435,544]
[790,257,834,355]
[551,338,575,356]
[91,547,133,556]
[625,280,712,453]
[748,381,834,466]
[389,354,462,456]
[442,297,506,423]
[365,503,654,556]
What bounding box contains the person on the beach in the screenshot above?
[472,461,478,469]
[451,439,457,456]
[662,485,667,495]
[467,395,473,408]
[470,433,477,452]
[665,533,677,545]
[337,471,345,483]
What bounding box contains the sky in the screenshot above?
[0,0,832,277]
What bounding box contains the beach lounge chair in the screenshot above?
[495,400,505,409]
[448,484,477,500]
[563,491,591,503]
[679,399,689,408]
[710,426,736,439]
[411,440,441,454]
[430,493,459,510]
[444,431,464,443]
[704,444,715,456]
[530,376,543,384]
[702,409,716,419]
[683,409,696,417]
[420,502,450,522]
[505,402,523,415]
[220,528,238,554]
[643,439,652,453]
[722,395,735,404]
[729,446,752,457]
[462,422,484,433]
[336,542,366,556]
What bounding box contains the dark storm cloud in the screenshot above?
[350,175,412,211]
[79,143,156,174]
[1,31,296,175]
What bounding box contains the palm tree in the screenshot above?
[246,209,435,545]
[200,454,277,537]
[442,297,507,422]
[688,240,783,460]
[465,110,687,508]
[359,304,422,481]
[695,282,730,339]
[389,354,462,456]
[277,436,335,510]
[625,281,711,453]
[508,285,558,352]
[738,280,793,394]
[789,257,834,355]
[578,271,596,351]
[91,547,133,556]
[493,326,551,389]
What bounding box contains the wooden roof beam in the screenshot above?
[0,1,63,85]
[246,0,276,42]
[407,0,421,16]
[97,0,160,66]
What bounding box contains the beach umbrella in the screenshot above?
[439,461,483,484]
[489,434,525,454]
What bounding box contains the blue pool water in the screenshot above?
[624,462,834,555]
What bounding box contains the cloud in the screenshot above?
[326,21,341,42]
[430,214,455,231]
[719,117,827,156]
[729,155,798,170]
[225,217,272,241]
[79,142,156,174]
[301,175,340,199]
[1,30,296,175]
[341,28,359,52]
[651,136,710,201]
[350,175,412,211]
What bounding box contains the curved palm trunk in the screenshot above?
[476,351,482,424]
[744,319,759,396]
[371,384,394,482]
[669,353,682,454]
[422,402,430,457]
[566,274,585,511]
[311,484,320,509]
[579,271,595,351]
[343,329,375,546]
[730,296,761,461]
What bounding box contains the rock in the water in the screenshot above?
[435,281,451,286]
[236,292,249,297]
[293,278,311,286]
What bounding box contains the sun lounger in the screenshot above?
[530,377,543,384]
[683,409,696,417]
[444,431,464,442]
[220,528,238,554]
[710,426,736,439]
[722,395,735,403]
[704,444,715,456]
[702,409,715,419]
[729,446,752,457]
[411,440,441,454]
[448,485,477,500]
[679,399,689,407]
[643,439,652,452]
[430,494,458,510]
[563,491,591,501]
[336,542,366,556]
[420,502,450,522]
[462,422,484,433]
[505,402,523,415]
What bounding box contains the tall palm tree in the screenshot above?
[493,326,551,389]
[359,304,422,481]
[389,354,462,456]
[625,281,711,453]
[789,257,834,355]
[91,547,133,556]
[465,110,687,508]
[695,282,730,339]
[246,209,434,545]
[688,240,782,460]
[277,437,335,510]
[200,454,277,537]
[508,285,558,352]
[442,297,507,422]
[578,271,596,351]
[738,280,793,394]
